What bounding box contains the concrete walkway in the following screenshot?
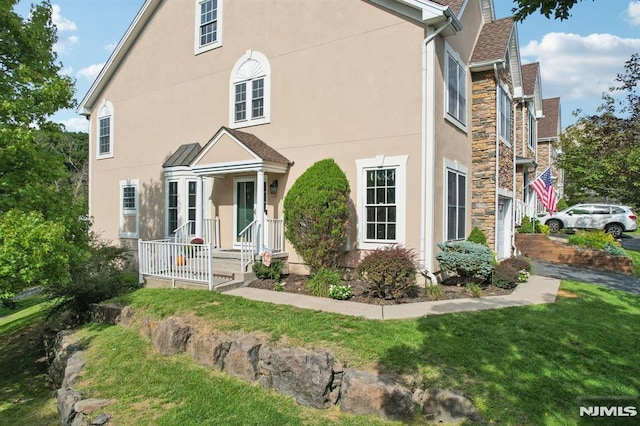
[225,275,561,320]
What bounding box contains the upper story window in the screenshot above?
[528,104,536,151]
[194,0,222,54]
[498,85,511,143]
[97,100,114,159]
[229,50,271,129]
[445,46,467,128]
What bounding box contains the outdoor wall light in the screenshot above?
[269,180,279,194]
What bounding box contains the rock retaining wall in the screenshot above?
[48,303,483,424]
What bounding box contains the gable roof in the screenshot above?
[429,0,465,16]
[539,97,561,140]
[470,16,523,97]
[223,127,291,164]
[521,62,539,97]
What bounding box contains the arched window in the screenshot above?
[97,99,114,159]
[229,50,271,128]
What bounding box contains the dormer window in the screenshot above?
[229,50,271,128]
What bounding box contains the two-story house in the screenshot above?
[77,0,558,288]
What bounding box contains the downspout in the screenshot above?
[493,63,500,256]
[512,100,518,256]
[420,16,452,285]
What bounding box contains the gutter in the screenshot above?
[419,16,453,283]
[493,62,500,256]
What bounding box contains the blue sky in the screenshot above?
[16,0,640,132]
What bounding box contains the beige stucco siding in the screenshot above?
[88,0,432,267]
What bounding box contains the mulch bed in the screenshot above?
[247,274,515,306]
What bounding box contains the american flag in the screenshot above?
[531,168,558,213]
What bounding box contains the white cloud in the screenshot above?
[629,1,640,25]
[77,63,105,82]
[51,4,76,32]
[59,116,89,133]
[105,41,118,53]
[521,32,640,101]
[53,34,78,55]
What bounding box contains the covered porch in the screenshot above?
[138,127,291,289]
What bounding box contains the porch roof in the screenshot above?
[190,126,291,176]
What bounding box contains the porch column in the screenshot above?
[195,176,204,238]
[256,170,265,254]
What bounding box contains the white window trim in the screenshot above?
[229,50,271,129]
[164,169,199,238]
[528,104,536,151]
[97,99,114,160]
[444,43,467,132]
[443,159,468,242]
[498,83,512,146]
[119,179,139,239]
[194,0,223,55]
[356,155,407,250]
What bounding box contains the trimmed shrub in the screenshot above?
[568,230,617,251]
[306,268,342,297]
[358,245,417,300]
[253,260,284,281]
[283,159,350,273]
[604,242,628,257]
[518,216,549,234]
[492,262,520,289]
[467,227,487,246]
[436,241,493,283]
[500,256,532,272]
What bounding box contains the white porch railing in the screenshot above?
[238,220,258,272]
[138,240,214,290]
[173,218,220,247]
[266,218,284,252]
[516,199,538,226]
[203,217,220,248]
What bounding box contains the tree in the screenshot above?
[0,1,84,304]
[283,159,350,273]
[559,54,640,207]
[511,0,595,22]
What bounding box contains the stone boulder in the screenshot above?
[151,317,192,355]
[90,303,124,325]
[260,346,336,409]
[187,332,232,370]
[420,387,482,423]
[57,388,83,425]
[48,331,85,389]
[340,368,414,421]
[223,334,262,382]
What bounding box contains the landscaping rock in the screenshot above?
[62,351,86,389]
[263,346,335,409]
[420,387,482,423]
[223,334,262,381]
[89,413,110,425]
[151,316,192,355]
[187,332,231,370]
[48,331,84,389]
[118,305,135,327]
[57,388,82,425]
[90,303,124,325]
[340,368,414,421]
[74,398,114,415]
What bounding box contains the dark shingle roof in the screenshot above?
[522,62,539,97]
[539,97,561,139]
[429,0,465,15]
[223,127,291,164]
[163,143,202,168]
[470,17,515,64]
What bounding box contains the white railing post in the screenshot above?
[207,242,214,291]
[215,216,221,248]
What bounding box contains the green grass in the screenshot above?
[2,282,640,425]
[625,248,640,277]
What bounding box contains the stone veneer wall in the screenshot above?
[471,70,498,247]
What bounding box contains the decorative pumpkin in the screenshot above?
[176,254,186,266]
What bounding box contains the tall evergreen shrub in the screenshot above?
[283,159,350,272]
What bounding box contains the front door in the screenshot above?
[234,178,256,246]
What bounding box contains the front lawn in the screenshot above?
[2,281,639,424]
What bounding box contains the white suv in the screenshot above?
[537,204,638,238]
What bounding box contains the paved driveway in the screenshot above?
[532,261,640,296]
[620,234,640,251]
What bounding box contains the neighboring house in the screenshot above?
[77,0,557,287]
[537,97,563,200]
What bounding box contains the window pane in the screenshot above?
[251,78,264,118]
[376,170,385,186]
[458,207,466,239]
[376,188,385,204]
[235,83,246,121]
[386,188,395,204]
[387,224,396,240]
[376,206,386,222]
[376,224,386,240]
[199,0,218,46]
[447,206,457,240]
[388,206,396,222]
[99,117,110,154]
[367,171,375,187]
[123,186,135,209]
[367,224,375,240]
[366,207,375,222]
